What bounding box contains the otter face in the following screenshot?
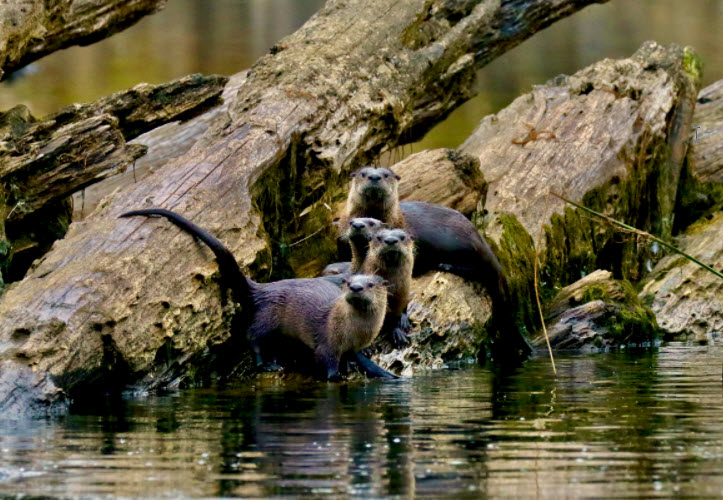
[343,274,386,310]
[350,167,400,204]
[347,217,383,241]
[370,228,413,262]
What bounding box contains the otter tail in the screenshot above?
[119,209,252,314]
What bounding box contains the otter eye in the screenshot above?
[377,236,383,241]
[395,175,401,181]
[384,173,389,178]
[367,283,374,289]
[361,172,366,178]
[350,172,356,178]
[400,235,406,241]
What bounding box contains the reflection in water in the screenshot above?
[1,346,723,497]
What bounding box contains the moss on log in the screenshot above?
[0,0,167,80]
[0,0,605,416]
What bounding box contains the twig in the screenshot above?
[549,191,723,281]
[535,193,556,375]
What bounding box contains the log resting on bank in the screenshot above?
[0,74,227,283]
[0,0,167,80]
[0,0,606,416]
[458,41,700,336]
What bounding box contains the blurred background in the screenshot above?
[1,0,721,151]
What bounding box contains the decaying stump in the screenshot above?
[459,41,701,334]
[0,0,605,416]
[0,0,167,80]
[531,270,658,351]
[0,74,227,284]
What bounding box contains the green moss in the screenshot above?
[683,47,704,81]
[581,285,607,303]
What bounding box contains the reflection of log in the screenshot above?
[0,0,167,80]
[0,74,227,282]
[0,0,605,416]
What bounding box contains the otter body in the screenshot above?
[363,228,414,346]
[120,209,396,379]
[321,217,382,277]
[342,167,530,359]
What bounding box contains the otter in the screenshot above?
[320,217,383,277]
[362,228,415,346]
[341,166,531,359]
[120,209,398,380]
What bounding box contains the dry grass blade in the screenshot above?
[535,193,557,375]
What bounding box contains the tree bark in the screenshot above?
[0,74,227,283]
[0,0,167,80]
[0,0,606,416]
[459,41,700,333]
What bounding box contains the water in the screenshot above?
[1,344,723,498]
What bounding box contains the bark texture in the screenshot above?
[0,74,227,283]
[531,269,658,351]
[0,0,605,415]
[0,0,167,80]
[73,72,247,219]
[640,212,723,344]
[460,42,701,334]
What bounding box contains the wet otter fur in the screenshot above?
[362,228,415,346]
[320,217,383,277]
[342,166,531,359]
[120,209,397,380]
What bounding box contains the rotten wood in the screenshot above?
[0,0,605,416]
[0,0,167,80]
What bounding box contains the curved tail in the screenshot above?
[119,209,252,314]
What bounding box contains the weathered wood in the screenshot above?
[675,80,723,230]
[460,42,700,333]
[0,0,605,415]
[395,148,485,217]
[0,0,167,80]
[74,72,248,219]
[0,74,227,284]
[640,212,723,344]
[530,270,658,351]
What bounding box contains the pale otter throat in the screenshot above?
[327,274,387,354]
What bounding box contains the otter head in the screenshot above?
[346,217,384,244]
[348,167,401,214]
[368,228,413,266]
[342,274,387,312]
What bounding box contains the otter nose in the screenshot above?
[351,221,365,230]
[384,237,398,246]
[349,283,364,293]
[368,173,382,182]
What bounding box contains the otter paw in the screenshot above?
[392,327,409,347]
[399,313,411,333]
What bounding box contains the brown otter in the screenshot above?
[341,166,531,359]
[320,217,383,277]
[362,227,415,346]
[120,208,398,380]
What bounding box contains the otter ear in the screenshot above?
[381,279,390,287]
[350,171,357,178]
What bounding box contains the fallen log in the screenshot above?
[0,74,227,284]
[0,0,167,80]
[459,41,700,334]
[0,0,604,416]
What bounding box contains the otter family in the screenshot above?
[120,165,525,380]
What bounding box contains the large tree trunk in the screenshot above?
[0,0,605,416]
[0,0,167,80]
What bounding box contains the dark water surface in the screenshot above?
[2,344,723,498]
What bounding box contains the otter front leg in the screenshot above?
[385,314,409,347]
[354,352,399,379]
[316,346,342,381]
